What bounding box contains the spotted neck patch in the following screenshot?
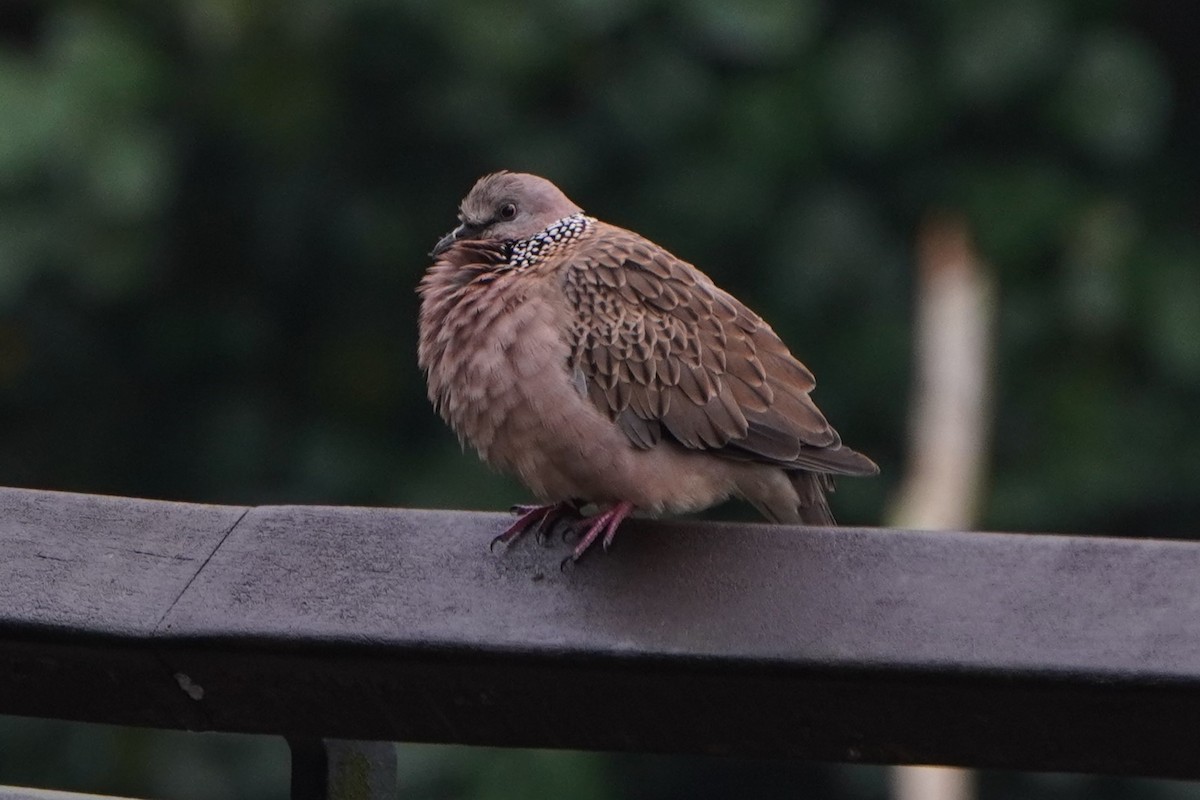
[505,214,593,270]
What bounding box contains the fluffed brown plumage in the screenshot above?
[418,171,877,560]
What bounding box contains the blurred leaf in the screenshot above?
[1142,242,1200,385]
[43,6,164,115]
[0,54,49,184]
[1051,30,1172,163]
[0,209,52,305]
[771,181,900,307]
[943,0,1065,105]
[82,125,174,219]
[675,0,825,63]
[820,26,938,155]
[444,1,568,78]
[598,47,714,147]
[955,159,1082,268]
[557,0,646,35]
[718,75,823,173]
[1061,198,1139,337]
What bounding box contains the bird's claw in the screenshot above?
[497,500,633,565]
[492,502,583,554]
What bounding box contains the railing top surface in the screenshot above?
[2,485,1199,778]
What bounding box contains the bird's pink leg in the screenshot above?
[567,501,635,563]
[491,501,579,551]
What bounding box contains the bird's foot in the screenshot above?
[561,501,635,568]
[491,501,580,552]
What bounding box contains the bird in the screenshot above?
[418,171,878,563]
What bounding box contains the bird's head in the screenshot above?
[430,171,584,258]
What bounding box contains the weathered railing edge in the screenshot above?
[10,618,1200,689]
[2,485,1200,780]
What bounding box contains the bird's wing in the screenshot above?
[563,223,878,476]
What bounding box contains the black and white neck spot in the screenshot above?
[505,214,593,270]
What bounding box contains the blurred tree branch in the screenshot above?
[889,213,997,800]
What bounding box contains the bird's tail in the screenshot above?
[792,471,837,526]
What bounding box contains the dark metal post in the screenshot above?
[289,738,397,800]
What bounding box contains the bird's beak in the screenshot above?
[430,223,475,258]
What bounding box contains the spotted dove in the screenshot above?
[419,172,878,562]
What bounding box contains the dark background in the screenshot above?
[1,0,1198,797]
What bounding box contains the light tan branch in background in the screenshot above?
[888,213,997,800]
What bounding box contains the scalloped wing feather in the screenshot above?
[565,222,878,477]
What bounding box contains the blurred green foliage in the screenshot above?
[1,0,1198,797]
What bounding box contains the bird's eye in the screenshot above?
[499,203,517,220]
